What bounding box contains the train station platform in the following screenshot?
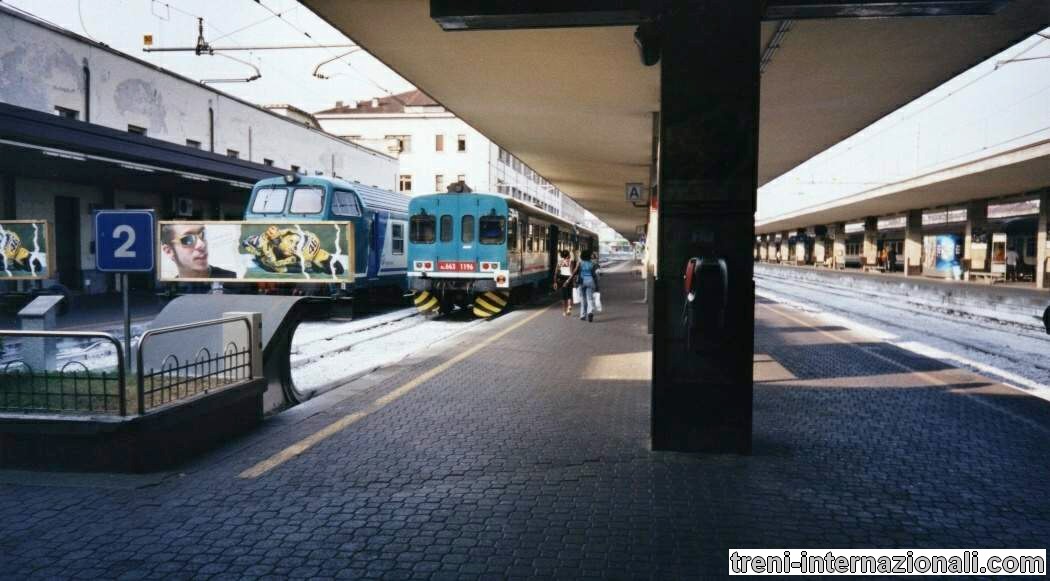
[1,268,1048,578]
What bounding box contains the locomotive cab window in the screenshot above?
[410,213,436,243]
[252,187,287,214]
[332,190,362,217]
[461,215,475,243]
[289,187,325,215]
[480,213,506,245]
[440,215,453,242]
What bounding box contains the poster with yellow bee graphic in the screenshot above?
[0,221,53,280]
[156,221,354,283]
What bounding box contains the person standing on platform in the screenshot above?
[575,250,600,322]
[1006,246,1019,281]
[553,250,576,317]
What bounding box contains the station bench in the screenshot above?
[967,271,1005,284]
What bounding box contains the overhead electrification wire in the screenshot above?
[78,0,98,41]
[252,0,408,106]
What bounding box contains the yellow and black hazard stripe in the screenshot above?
[413,291,440,315]
[472,291,509,318]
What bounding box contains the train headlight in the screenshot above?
[414,260,434,272]
[480,262,500,272]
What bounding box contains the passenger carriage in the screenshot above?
[407,183,598,318]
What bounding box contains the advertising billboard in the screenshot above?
[0,220,53,280]
[157,221,355,283]
[923,233,962,278]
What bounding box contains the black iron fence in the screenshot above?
[136,316,254,413]
[0,315,255,416]
[0,331,127,415]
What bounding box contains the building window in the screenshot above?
[457,174,466,183]
[263,158,274,166]
[435,174,445,192]
[127,125,147,136]
[391,223,405,254]
[435,134,444,152]
[386,135,411,153]
[227,149,239,159]
[54,106,79,120]
[399,174,412,192]
[457,134,466,152]
[186,139,201,149]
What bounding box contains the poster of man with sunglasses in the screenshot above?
[160,224,237,280]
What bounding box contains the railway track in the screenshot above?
[756,274,1050,387]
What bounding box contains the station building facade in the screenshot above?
[0,5,397,295]
[756,190,1049,288]
[313,91,593,226]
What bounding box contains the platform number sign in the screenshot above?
[625,182,646,203]
[95,210,155,272]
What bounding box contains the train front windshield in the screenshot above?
[250,186,325,217]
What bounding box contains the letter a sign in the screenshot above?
[625,182,646,203]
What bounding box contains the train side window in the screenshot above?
[251,187,287,214]
[391,223,405,254]
[461,215,475,243]
[289,187,325,215]
[440,215,453,242]
[332,190,362,217]
[410,213,436,243]
[481,214,506,245]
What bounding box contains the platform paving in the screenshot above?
[1,269,1048,579]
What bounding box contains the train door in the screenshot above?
[507,209,522,276]
[436,196,460,272]
[547,226,559,278]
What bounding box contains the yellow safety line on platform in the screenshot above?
[239,303,552,479]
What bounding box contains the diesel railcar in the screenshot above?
[407,184,598,317]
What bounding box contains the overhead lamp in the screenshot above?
[41,149,86,162]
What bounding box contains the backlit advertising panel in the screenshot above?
[157,221,355,283]
[0,220,53,280]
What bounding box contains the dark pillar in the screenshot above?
[651,0,759,454]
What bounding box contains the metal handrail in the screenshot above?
[0,330,127,415]
[135,316,253,415]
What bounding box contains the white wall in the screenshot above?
[317,113,489,194]
[0,8,398,190]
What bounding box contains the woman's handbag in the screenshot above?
[572,286,582,305]
[593,292,603,312]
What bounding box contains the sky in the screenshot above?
[2,0,415,112]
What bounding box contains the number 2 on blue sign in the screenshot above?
[113,225,137,258]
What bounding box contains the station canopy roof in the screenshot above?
[301,0,1049,239]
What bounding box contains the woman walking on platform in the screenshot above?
[575,250,600,322]
[553,250,576,316]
